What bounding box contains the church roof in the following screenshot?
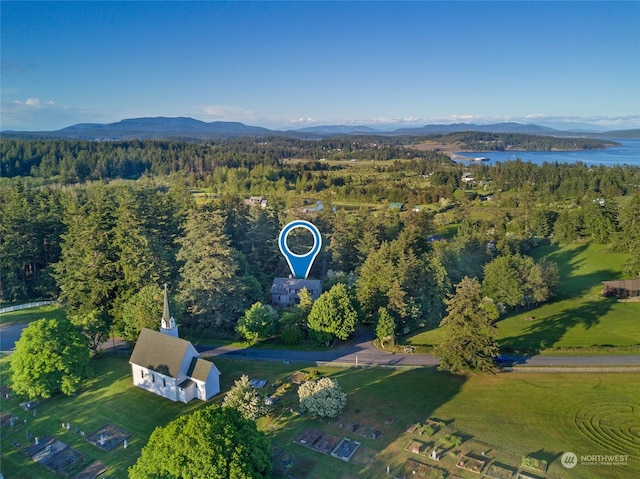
[186,357,220,382]
[129,328,193,379]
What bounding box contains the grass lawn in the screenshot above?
[2,353,638,479]
[0,304,66,326]
[406,243,640,354]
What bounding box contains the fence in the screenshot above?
[0,301,56,315]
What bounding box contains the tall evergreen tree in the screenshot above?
[436,276,499,373]
[356,242,395,321]
[112,188,171,311]
[176,205,250,331]
[328,209,361,273]
[0,182,63,301]
[239,207,284,292]
[53,186,119,317]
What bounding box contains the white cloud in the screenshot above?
[450,114,482,122]
[289,117,319,125]
[1,98,119,131]
[16,97,55,108]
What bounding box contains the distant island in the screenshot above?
[410,131,619,156]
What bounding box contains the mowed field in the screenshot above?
[1,354,638,479]
[407,243,640,353]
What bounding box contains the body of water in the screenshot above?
[455,139,640,167]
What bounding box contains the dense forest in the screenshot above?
[1,136,639,347]
[0,133,616,181]
[426,131,618,151]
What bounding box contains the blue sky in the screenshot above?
[2,1,639,131]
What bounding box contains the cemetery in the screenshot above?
[8,420,132,477]
[395,459,447,479]
[405,439,429,456]
[271,446,317,479]
[453,452,486,474]
[1,349,639,478]
[520,455,548,474]
[85,423,131,452]
[73,461,109,479]
[21,436,91,476]
[0,378,137,478]
[485,462,517,479]
[329,438,361,462]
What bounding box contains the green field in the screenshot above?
[0,305,66,326]
[1,353,638,479]
[407,243,640,353]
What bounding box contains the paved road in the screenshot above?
[0,322,28,351]
[3,320,640,369]
[197,331,640,369]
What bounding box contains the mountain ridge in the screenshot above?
[2,116,638,140]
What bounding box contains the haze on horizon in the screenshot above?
[1,1,639,132]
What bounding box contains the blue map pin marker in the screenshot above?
[278,220,322,279]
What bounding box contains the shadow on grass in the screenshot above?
[500,299,615,352]
[276,367,467,442]
[539,243,619,299]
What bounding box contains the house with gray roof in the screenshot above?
[270,277,322,307]
[129,287,220,402]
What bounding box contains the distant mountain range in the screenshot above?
[2,116,638,140]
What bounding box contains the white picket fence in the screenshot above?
[0,300,56,314]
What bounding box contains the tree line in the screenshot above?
[429,131,617,151]
[2,136,639,376]
[0,138,444,182]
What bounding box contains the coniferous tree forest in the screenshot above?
[1,137,639,346]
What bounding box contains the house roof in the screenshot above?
[186,357,220,382]
[603,277,640,291]
[129,328,194,378]
[602,277,640,291]
[270,277,322,294]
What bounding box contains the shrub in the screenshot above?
[439,434,463,447]
[298,377,347,419]
[222,375,270,420]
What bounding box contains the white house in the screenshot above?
[129,287,220,403]
[244,196,268,208]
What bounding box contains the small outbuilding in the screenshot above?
[602,277,640,299]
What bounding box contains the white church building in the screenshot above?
[129,285,220,403]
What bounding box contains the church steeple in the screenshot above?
[160,283,179,337]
